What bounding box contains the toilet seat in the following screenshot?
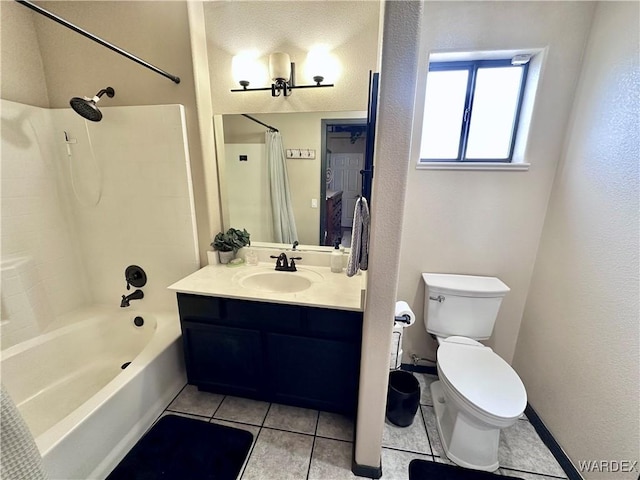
[437,336,527,421]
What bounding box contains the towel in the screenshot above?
[1,384,48,479]
[347,197,370,277]
[360,197,370,270]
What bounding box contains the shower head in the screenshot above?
[69,87,115,122]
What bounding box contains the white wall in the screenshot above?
[203,1,380,115]
[1,100,90,348]
[0,1,49,107]
[513,2,640,476]
[50,105,200,311]
[397,1,596,364]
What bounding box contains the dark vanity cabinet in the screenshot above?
[177,293,363,414]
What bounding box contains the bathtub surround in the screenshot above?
[1,101,199,350]
[1,100,90,348]
[50,104,200,311]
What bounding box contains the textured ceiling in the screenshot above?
[203,1,380,55]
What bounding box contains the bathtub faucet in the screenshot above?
[120,289,144,307]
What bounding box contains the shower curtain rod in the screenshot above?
[15,0,181,84]
[242,114,279,132]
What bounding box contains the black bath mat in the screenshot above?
[409,459,523,480]
[107,414,253,480]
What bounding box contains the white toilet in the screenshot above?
[422,273,527,472]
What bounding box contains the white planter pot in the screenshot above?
[218,251,235,264]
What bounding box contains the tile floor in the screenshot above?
[152,373,569,480]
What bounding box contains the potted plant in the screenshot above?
[211,228,251,264]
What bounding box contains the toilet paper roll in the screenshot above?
[394,301,415,327]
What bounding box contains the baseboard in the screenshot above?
[399,363,438,375]
[525,403,583,480]
[349,425,383,478]
[351,458,382,479]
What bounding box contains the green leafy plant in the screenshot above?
[211,228,251,253]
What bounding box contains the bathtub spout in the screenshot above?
[120,289,144,307]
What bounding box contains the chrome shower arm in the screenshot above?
[15,0,181,84]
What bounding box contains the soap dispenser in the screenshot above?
[330,238,343,273]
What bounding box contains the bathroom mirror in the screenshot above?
[215,111,370,248]
[202,0,381,250]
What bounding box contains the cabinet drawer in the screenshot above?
[177,293,223,322]
[226,299,302,333]
[307,308,363,341]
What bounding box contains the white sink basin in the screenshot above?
[234,267,324,293]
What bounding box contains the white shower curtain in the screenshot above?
[266,131,298,244]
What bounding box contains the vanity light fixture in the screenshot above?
[231,51,334,97]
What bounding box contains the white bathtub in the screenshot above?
[1,305,187,479]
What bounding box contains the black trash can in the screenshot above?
[386,371,420,427]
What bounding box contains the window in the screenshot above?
[419,59,529,163]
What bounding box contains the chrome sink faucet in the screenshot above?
[270,252,302,272]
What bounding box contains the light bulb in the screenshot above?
[269,52,291,82]
[305,46,340,84]
[232,51,264,87]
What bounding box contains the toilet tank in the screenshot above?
[422,273,510,340]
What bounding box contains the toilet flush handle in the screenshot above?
[429,295,445,303]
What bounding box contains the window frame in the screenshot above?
[420,58,530,164]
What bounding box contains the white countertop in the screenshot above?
[168,262,366,312]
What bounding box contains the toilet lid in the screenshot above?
[438,337,527,419]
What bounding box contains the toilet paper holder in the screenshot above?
[394,314,412,324]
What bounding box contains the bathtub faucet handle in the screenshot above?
[124,265,147,292]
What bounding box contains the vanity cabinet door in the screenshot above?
[266,333,360,414]
[181,322,263,398]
